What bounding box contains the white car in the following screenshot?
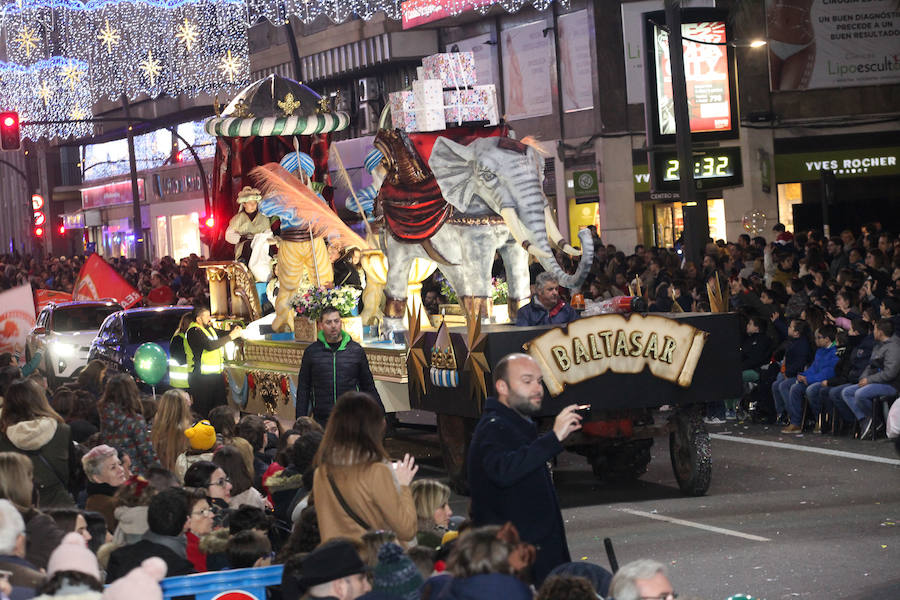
[27,300,123,385]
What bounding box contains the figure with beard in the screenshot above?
[467,353,583,584]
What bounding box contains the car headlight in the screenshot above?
[51,342,77,357]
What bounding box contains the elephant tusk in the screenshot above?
[500,207,532,248]
[527,245,552,259]
[543,206,582,256]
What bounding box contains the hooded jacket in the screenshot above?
[861,334,900,391]
[783,336,812,378]
[800,345,840,384]
[296,330,380,421]
[740,331,771,370]
[0,418,73,508]
[112,506,149,546]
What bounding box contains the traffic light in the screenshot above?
[199,213,215,247]
[0,112,21,151]
[32,194,45,238]
[58,217,66,236]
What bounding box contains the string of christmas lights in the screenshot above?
[4,0,249,100]
[0,58,93,140]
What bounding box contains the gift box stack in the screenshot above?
[389,51,499,132]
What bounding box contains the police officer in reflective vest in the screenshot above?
[187,306,242,417]
[168,314,193,390]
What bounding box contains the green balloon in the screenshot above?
[133,342,168,386]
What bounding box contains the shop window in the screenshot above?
[652,199,725,248]
[156,216,169,259]
[171,212,201,260]
[777,183,803,232]
[706,198,726,242]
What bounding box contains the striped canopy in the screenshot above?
[204,112,350,137]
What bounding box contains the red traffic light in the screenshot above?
[0,111,20,151]
[58,224,66,235]
[34,227,43,237]
[204,216,215,228]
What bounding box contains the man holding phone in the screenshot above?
[467,352,584,583]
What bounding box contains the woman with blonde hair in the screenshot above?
[150,389,192,472]
[0,451,65,570]
[0,379,73,507]
[312,391,418,543]
[410,479,452,549]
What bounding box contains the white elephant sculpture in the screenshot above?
[375,132,593,334]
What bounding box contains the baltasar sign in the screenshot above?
[524,314,708,395]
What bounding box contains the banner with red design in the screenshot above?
[0,285,36,355]
[35,289,73,313]
[73,254,142,308]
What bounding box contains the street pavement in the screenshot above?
[403,416,900,600]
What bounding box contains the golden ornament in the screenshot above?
[230,99,253,118]
[277,92,302,117]
[218,50,241,83]
[139,50,163,87]
[97,19,120,54]
[15,25,40,59]
[175,18,199,52]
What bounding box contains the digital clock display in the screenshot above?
[650,147,743,192]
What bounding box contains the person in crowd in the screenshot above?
[81,513,108,556]
[515,272,579,326]
[71,361,106,408]
[276,506,319,563]
[783,324,840,433]
[811,319,874,433]
[771,319,813,424]
[296,307,381,426]
[422,525,533,600]
[225,530,272,570]
[608,559,677,600]
[359,530,396,569]
[183,460,232,526]
[105,488,195,582]
[146,272,175,307]
[150,390,192,474]
[175,420,217,482]
[184,489,215,573]
[44,510,91,546]
[0,498,45,600]
[212,445,266,510]
[0,380,73,507]
[281,539,370,600]
[186,307,243,418]
[81,445,127,533]
[261,416,282,462]
[100,557,167,600]
[546,562,613,599]
[111,476,156,546]
[261,427,300,498]
[370,542,424,600]
[535,575,597,600]
[312,391,417,543]
[467,353,583,583]
[31,532,103,600]
[267,430,321,524]
[410,479,453,550]
[839,319,900,439]
[50,388,97,444]
[721,314,772,421]
[97,375,160,477]
[235,416,269,489]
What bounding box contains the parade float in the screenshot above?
[203,54,740,496]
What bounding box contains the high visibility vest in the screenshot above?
[186,322,224,376]
[167,332,191,389]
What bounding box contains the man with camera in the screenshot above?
[467,352,584,583]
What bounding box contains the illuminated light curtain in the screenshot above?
[0,58,93,140]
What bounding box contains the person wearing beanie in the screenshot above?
[175,421,217,483]
[33,533,102,600]
[371,543,423,600]
[100,558,166,600]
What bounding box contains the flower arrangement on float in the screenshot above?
[289,283,362,341]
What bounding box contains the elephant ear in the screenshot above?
[429,137,478,212]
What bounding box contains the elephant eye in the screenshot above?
[480,170,496,182]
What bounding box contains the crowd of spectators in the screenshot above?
[0,253,210,308]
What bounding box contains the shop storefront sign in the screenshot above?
[153,167,211,202]
[62,212,85,229]
[573,169,599,198]
[81,180,145,209]
[523,314,708,395]
[775,146,900,182]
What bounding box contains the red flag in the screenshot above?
[0,285,36,355]
[35,289,73,313]
[73,254,143,308]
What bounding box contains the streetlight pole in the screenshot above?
[120,95,146,263]
[664,0,708,265]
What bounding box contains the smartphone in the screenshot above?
[575,404,591,418]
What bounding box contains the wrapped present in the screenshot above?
[422,52,477,89]
[412,78,445,132]
[443,84,499,127]
[389,91,416,131]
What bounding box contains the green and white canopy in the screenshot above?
[205,73,350,137]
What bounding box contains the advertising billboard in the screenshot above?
[643,9,739,145]
[767,0,900,91]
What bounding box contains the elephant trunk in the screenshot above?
[497,169,594,291]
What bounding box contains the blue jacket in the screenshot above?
[515,298,578,326]
[800,345,839,384]
[467,397,570,582]
[434,573,533,600]
[783,337,812,378]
